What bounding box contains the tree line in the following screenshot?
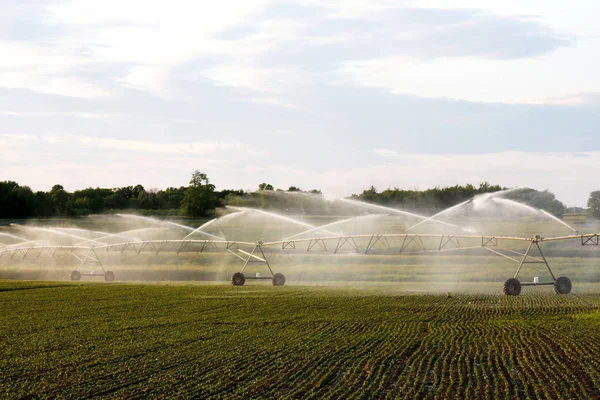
[0,171,229,218]
[351,183,570,217]
[1,172,598,218]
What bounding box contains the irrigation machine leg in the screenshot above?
[513,241,534,280]
[504,239,570,296]
[534,242,556,281]
[70,248,114,282]
[232,244,285,287]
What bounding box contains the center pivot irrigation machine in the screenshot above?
[1,231,599,295]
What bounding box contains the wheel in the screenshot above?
[272,273,286,287]
[554,276,572,294]
[104,271,115,282]
[70,270,81,281]
[232,272,245,286]
[503,278,521,296]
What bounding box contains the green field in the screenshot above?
[1,281,599,398]
[3,248,600,292]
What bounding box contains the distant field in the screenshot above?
[1,281,599,398]
[2,213,599,290]
[2,249,600,294]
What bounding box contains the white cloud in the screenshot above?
[0,111,125,119]
[198,18,313,97]
[117,65,172,94]
[522,93,600,106]
[302,0,408,19]
[39,134,240,155]
[2,1,597,104]
[0,40,110,98]
[269,129,296,136]
[0,1,271,97]
[203,63,288,92]
[338,40,600,104]
[408,0,600,37]
[0,134,243,174]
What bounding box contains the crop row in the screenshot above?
[0,282,599,398]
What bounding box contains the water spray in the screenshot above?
[337,198,461,229]
[490,198,542,215]
[183,218,226,240]
[228,206,338,235]
[0,232,29,242]
[117,213,224,240]
[11,224,106,246]
[74,228,156,246]
[283,214,385,241]
[539,209,578,233]
[405,199,473,232]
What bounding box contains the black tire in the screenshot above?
[70,270,81,281]
[232,272,245,286]
[554,276,572,294]
[272,273,286,287]
[104,271,115,282]
[503,278,521,296]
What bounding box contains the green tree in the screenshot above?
[0,181,39,217]
[505,188,566,217]
[360,186,378,202]
[50,184,70,214]
[71,187,113,213]
[258,183,274,191]
[351,183,507,211]
[588,191,600,219]
[180,170,217,217]
[160,187,187,210]
[34,191,55,217]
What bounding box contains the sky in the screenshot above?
[0,0,599,207]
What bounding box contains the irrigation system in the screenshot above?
[1,197,598,295]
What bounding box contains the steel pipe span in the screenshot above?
[2,233,599,258]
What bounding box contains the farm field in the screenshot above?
[2,250,600,292]
[1,281,599,398]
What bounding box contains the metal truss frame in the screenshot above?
[2,232,599,290]
[582,234,599,246]
[399,234,426,253]
[334,236,360,254]
[364,234,391,254]
[438,235,460,251]
[307,238,328,252]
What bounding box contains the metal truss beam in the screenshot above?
[307,238,327,252]
[399,235,426,253]
[482,236,498,247]
[439,235,460,251]
[582,234,599,246]
[365,234,391,254]
[334,236,360,254]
